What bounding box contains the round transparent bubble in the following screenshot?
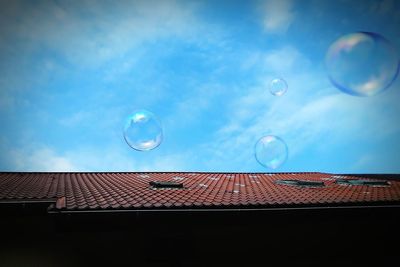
[254,135,288,169]
[269,78,288,96]
[326,32,399,96]
[123,110,163,151]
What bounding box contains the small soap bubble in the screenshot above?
[325,32,399,96]
[254,135,288,169]
[269,78,288,96]
[123,109,163,151]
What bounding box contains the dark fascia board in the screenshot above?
[0,198,58,204]
[47,201,400,214]
[0,198,59,215]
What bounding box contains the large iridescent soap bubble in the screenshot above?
[123,109,163,151]
[326,32,399,96]
[254,135,288,169]
[269,78,288,96]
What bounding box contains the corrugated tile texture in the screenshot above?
[1,172,400,211]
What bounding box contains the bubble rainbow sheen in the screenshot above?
[325,32,399,96]
[254,135,288,169]
[123,109,163,151]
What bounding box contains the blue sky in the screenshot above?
[0,0,399,173]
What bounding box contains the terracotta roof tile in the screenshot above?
[0,172,400,211]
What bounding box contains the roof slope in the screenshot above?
[0,172,399,211]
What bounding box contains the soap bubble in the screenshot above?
[326,32,399,96]
[269,78,288,96]
[255,135,288,169]
[123,109,163,151]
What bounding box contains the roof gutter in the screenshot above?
[48,203,400,214]
[0,198,58,204]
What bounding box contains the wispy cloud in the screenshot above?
[0,92,14,112]
[1,137,195,172]
[59,111,92,127]
[262,46,311,72]
[1,0,399,174]
[259,0,295,34]
[9,146,78,172]
[196,45,400,172]
[0,0,203,68]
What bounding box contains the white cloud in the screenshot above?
[263,46,311,72]
[240,45,312,76]
[260,0,295,33]
[352,154,376,171]
[210,83,400,169]
[2,140,193,172]
[196,45,400,171]
[0,92,15,112]
[137,153,191,172]
[164,83,226,130]
[351,150,400,173]
[63,147,137,172]
[9,147,78,172]
[0,0,203,68]
[59,111,92,127]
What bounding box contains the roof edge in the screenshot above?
[48,203,400,214]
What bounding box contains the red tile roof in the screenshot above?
[0,172,399,211]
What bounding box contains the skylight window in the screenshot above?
[225,190,240,194]
[149,181,184,189]
[331,175,347,179]
[335,179,390,187]
[275,179,325,188]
